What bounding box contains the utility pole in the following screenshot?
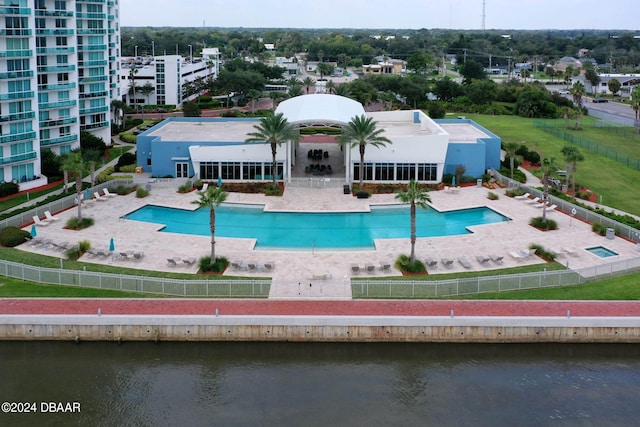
[481,0,486,31]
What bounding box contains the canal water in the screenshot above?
[1,342,639,426]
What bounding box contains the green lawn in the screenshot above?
[467,114,640,216]
[0,278,164,298]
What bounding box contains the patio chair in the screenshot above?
[365,263,376,273]
[133,252,144,261]
[526,197,540,205]
[231,260,248,270]
[509,251,524,261]
[53,241,70,251]
[351,264,361,274]
[489,254,504,263]
[379,262,391,272]
[201,182,208,192]
[514,192,530,200]
[425,257,438,268]
[562,247,579,257]
[167,257,180,267]
[476,255,491,265]
[44,210,60,221]
[264,261,275,270]
[441,258,454,267]
[458,256,472,269]
[546,204,558,212]
[94,192,108,202]
[120,252,131,260]
[182,257,197,266]
[102,188,117,198]
[32,215,49,227]
[521,248,537,258]
[534,201,548,208]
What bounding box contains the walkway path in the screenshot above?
[1,298,640,317]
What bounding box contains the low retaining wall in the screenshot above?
[2,315,640,343]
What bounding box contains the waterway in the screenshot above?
[2,342,639,426]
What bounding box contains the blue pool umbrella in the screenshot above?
[451,175,456,187]
[217,176,222,187]
[30,224,37,238]
[85,188,91,200]
[109,237,115,252]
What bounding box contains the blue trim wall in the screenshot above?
[136,117,260,177]
[435,118,501,177]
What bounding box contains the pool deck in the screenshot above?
[21,180,640,299]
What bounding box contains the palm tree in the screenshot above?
[138,83,155,118]
[335,84,351,98]
[246,89,263,113]
[302,76,315,94]
[540,157,558,221]
[503,142,520,180]
[288,85,304,98]
[569,81,585,107]
[110,100,127,128]
[561,146,584,197]
[245,113,300,187]
[631,86,640,134]
[128,67,139,113]
[62,150,85,221]
[325,79,336,94]
[395,180,431,264]
[191,186,228,266]
[337,115,391,187]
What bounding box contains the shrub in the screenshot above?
[66,217,95,230]
[113,185,136,195]
[199,256,229,273]
[262,184,283,196]
[529,244,557,262]
[178,180,193,193]
[119,164,137,173]
[592,222,608,236]
[136,187,150,198]
[0,226,30,247]
[116,152,137,170]
[395,254,426,274]
[96,166,115,183]
[487,191,499,200]
[118,133,137,144]
[65,240,91,260]
[505,188,526,197]
[0,181,20,198]
[530,216,558,230]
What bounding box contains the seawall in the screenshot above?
[2,315,640,343]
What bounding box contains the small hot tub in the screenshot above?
[586,246,618,258]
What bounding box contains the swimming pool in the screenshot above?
[124,204,509,249]
[586,246,618,258]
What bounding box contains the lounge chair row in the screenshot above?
[425,255,504,270]
[167,256,196,267]
[509,248,538,260]
[231,260,275,271]
[351,262,391,274]
[117,251,144,261]
[32,210,60,227]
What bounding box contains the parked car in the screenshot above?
[592,98,608,103]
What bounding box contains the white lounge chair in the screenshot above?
[441,258,454,268]
[167,257,180,267]
[546,204,558,212]
[182,257,197,266]
[526,197,540,204]
[458,256,472,269]
[425,257,438,268]
[562,247,579,256]
[509,251,524,260]
[103,188,117,198]
[522,248,537,257]
[365,263,376,273]
[351,264,361,274]
[44,210,60,221]
[201,182,209,192]
[476,255,491,265]
[379,262,391,272]
[32,215,49,226]
[514,192,530,200]
[264,261,275,270]
[534,201,548,208]
[94,192,108,202]
[489,254,504,263]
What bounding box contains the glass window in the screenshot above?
[397,163,415,181]
[375,162,394,181]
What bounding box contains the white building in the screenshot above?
[119,48,220,108]
[0,0,119,190]
[572,73,639,97]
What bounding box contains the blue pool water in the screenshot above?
[124,204,509,249]
[586,246,618,258]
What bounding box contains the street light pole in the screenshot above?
[134,45,138,57]
[188,44,193,62]
[151,40,155,58]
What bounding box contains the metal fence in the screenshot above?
[287,177,347,189]
[492,171,640,244]
[352,256,640,298]
[533,120,640,170]
[0,260,271,298]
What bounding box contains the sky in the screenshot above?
[120,0,638,31]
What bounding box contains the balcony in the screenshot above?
[77,29,107,35]
[79,60,108,67]
[39,100,77,110]
[36,28,75,36]
[79,75,108,83]
[0,131,37,145]
[40,134,78,147]
[0,70,34,79]
[0,49,33,58]
[0,91,35,101]
[0,151,38,165]
[80,91,108,99]
[38,82,77,91]
[80,105,109,115]
[37,47,75,54]
[35,9,74,17]
[76,12,106,19]
[0,6,31,15]
[37,65,76,73]
[81,121,110,130]
[78,44,107,51]
[0,29,32,36]
[39,117,78,128]
[0,111,36,123]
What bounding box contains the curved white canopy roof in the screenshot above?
[276,94,365,125]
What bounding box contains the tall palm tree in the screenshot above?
[288,85,304,97]
[335,84,351,98]
[561,146,584,197]
[110,100,127,127]
[631,86,640,134]
[325,79,336,94]
[540,157,558,221]
[191,186,228,265]
[302,76,315,94]
[569,81,585,107]
[503,142,520,180]
[337,115,391,187]
[62,150,85,221]
[128,67,139,113]
[395,180,431,264]
[245,113,300,187]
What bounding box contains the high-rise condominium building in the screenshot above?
[0,0,119,190]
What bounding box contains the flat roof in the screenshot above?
[439,123,490,143]
[375,120,433,137]
[148,120,258,142]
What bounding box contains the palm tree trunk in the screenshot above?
[210,208,216,264]
[75,175,83,221]
[572,163,577,196]
[271,143,278,187]
[359,145,365,187]
[410,203,416,264]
